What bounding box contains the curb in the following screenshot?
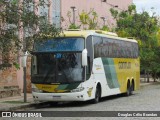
[140,81,160,86]
[0,103,36,111]
[140,82,151,86]
[0,102,47,111]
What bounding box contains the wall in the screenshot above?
[0,66,21,98]
[0,0,133,95]
[61,0,132,29]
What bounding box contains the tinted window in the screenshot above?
[93,36,138,58]
[34,37,84,52]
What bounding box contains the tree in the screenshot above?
[79,9,99,30]
[65,9,111,30]
[0,0,61,69]
[110,4,160,81]
[101,25,109,31]
[66,9,99,30]
[66,11,80,29]
[150,47,160,81]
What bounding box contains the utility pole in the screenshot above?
[21,51,28,102]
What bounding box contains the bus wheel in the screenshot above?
[130,81,134,95]
[92,85,101,103]
[125,81,131,96]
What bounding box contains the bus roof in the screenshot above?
[61,30,137,43]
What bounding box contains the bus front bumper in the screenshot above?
[32,92,87,102]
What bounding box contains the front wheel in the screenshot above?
[92,86,101,104]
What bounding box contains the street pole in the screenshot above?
[23,67,27,102]
[21,51,28,103]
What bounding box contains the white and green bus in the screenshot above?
[31,30,140,103]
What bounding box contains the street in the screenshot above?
[1,0,160,120]
[30,82,160,112]
[1,82,160,120]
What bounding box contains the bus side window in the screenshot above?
[86,56,91,80]
[86,35,93,80]
[32,56,37,75]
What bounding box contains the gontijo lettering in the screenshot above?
[118,62,131,69]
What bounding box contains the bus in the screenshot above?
[31,30,140,103]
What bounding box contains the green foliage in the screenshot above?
[157,29,160,46]
[67,11,72,24]
[0,0,61,70]
[110,4,160,80]
[110,8,118,19]
[79,9,98,29]
[110,5,158,45]
[101,25,109,31]
[13,62,20,70]
[79,10,89,25]
[68,24,80,29]
[66,9,110,30]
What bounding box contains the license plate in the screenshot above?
[52,96,61,98]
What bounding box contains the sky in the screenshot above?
[133,0,160,16]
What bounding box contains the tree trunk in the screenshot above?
[147,72,150,83]
[153,73,156,82]
[144,70,147,82]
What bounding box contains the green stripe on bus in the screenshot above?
[65,83,81,90]
[102,58,119,89]
[57,84,68,90]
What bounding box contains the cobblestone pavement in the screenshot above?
[0,81,160,120]
[21,81,159,120]
[31,82,160,112]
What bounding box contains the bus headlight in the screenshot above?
[32,84,43,93]
[32,88,43,93]
[71,87,84,92]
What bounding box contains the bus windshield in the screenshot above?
[34,37,84,52]
[31,37,85,84]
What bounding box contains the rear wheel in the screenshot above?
[125,81,131,96]
[130,81,134,95]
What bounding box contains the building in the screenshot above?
[61,0,132,29]
[0,1,21,98]
[0,0,132,98]
[0,0,63,98]
[17,0,61,95]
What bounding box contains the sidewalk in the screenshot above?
[0,80,159,111]
[0,93,37,111]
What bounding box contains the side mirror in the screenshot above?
[82,48,88,66]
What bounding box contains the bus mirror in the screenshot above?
[82,49,88,66]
